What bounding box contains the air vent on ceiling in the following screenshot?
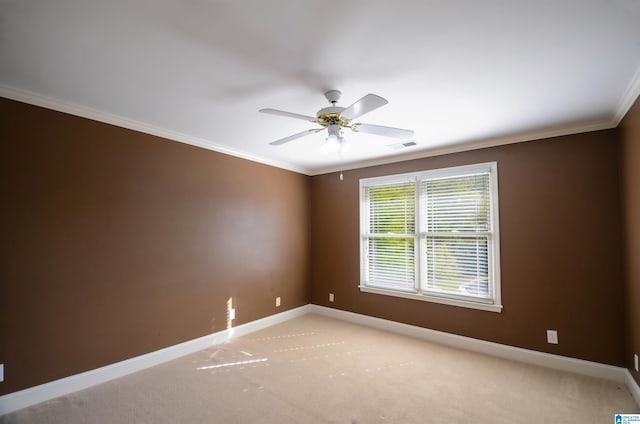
[390,141,417,150]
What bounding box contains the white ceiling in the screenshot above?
[2,0,640,175]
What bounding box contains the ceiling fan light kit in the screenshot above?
[321,123,348,155]
[259,90,415,150]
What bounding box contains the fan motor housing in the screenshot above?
[317,106,349,127]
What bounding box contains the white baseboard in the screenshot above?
[307,305,628,384]
[0,305,312,416]
[626,370,640,408]
[2,304,638,415]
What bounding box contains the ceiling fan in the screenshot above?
[259,90,415,149]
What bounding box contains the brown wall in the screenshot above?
[310,130,625,366]
[0,98,311,395]
[0,93,633,397]
[620,96,640,385]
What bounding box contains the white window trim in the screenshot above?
[359,162,502,313]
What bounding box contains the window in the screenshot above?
[360,162,501,312]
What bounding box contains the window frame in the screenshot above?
[359,162,502,313]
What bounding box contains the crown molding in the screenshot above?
[614,66,640,125]
[0,84,311,175]
[310,119,616,175]
[2,81,635,178]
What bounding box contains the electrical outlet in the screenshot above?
[229,308,236,320]
[546,330,558,344]
[329,293,334,302]
[0,364,4,382]
[275,297,281,307]
[634,353,638,372]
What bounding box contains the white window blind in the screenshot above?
[360,163,501,312]
[364,181,416,291]
[422,172,492,300]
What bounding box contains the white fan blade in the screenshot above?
[352,123,414,139]
[269,128,323,145]
[340,94,388,121]
[260,108,317,122]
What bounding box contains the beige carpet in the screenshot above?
[2,314,638,423]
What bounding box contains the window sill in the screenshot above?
[359,285,503,313]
